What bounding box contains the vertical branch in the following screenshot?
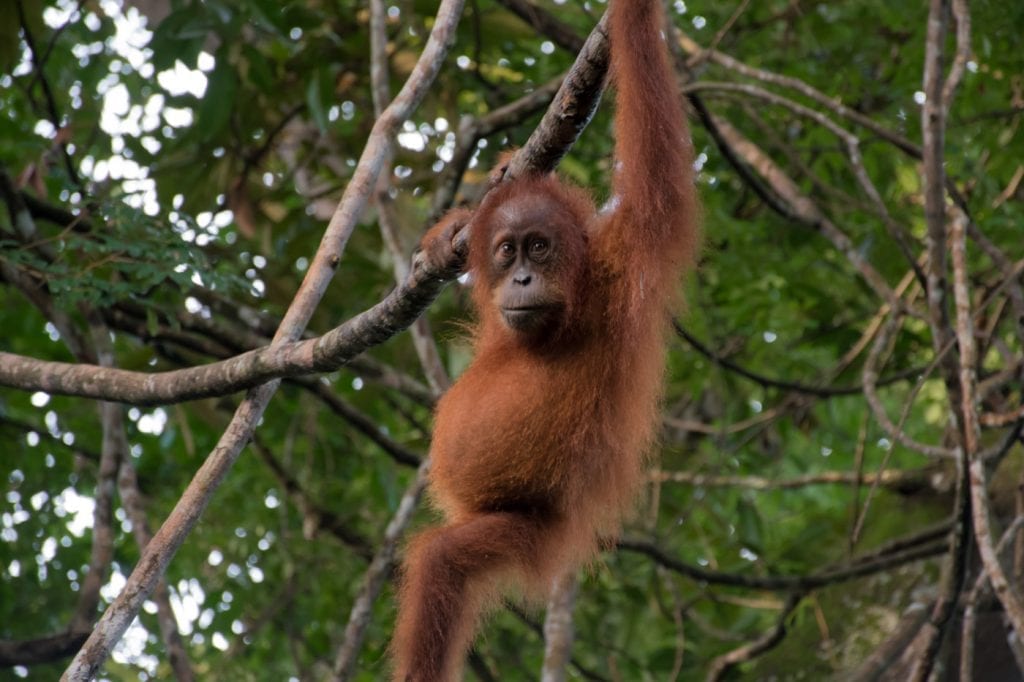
[330,461,431,682]
[70,318,118,629]
[70,399,118,632]
[540,572,579,682]
[953,206,1024,638]
[921,0,952,353]
[92,316,196,680]
[908,4,973,678]
[1016,466,1024,590]
[369,0,452,395]
[942,0,971,108]
[961,516,1024,682]
[961,585,977,682]
[60,2,466,677]
[117,459,195,682]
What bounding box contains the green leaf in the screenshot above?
[195,59,238,140]
[736,497,764,554]
[0,3,21,68]
[149,7,211,70]
[305,69,329,133]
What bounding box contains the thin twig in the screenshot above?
[673,30,921,157]
[673,321,922,398]
[942,0,972,108]
[617,537,946,591]
[686,0,751,71]
[651,467,941,493]
[705,592,803,682]
[861,312,956,460]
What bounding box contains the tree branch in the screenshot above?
[0,631,91,667]
[59,1,467,677]
[330,461,431,681]
[0,252,459,406]
[652,466,943,494]
[617,536,946,591]
[541,572,579,682]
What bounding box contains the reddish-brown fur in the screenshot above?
[393,0,697,679]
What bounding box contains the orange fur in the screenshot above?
[393,1,697,679]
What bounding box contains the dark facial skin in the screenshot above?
[484,195,578,337]
[491,225,563,334]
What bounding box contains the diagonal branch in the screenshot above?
[705,592,803,682]
[504,12,609,180]
[59,1,467,678]
[674,30,921,157]
[0,631,91,667]
[330,461,431,681]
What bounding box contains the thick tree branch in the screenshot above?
[0,631,90,667]
[504,12,609,180]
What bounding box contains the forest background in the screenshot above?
[1,0,1024,680]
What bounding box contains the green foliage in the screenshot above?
[1,0,1023,680]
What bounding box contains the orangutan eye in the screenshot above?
[497,242,515,258]
[529,239,549,257]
